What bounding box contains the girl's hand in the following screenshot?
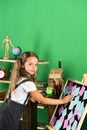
[62,94,73,104]
[29,96,36,103]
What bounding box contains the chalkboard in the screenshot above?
[48,79,87,130]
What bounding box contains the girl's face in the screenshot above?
[24,56,38,75]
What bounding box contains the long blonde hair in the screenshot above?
[7,51,39,97]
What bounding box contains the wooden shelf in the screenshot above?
[0,100,4,103]
[38,61,49,65]
[37,126,46,130]
[0,59,49,64]
[37,124,47,130]
[0,59,15,63]
[37,104,47,109]
[0,80,47,85]
[0,80,10,83]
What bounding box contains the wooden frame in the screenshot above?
[47,79,87,130]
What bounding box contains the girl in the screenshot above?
[0,51,72,130]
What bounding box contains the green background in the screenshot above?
[0,0,87,129]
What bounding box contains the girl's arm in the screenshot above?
[30,90,73,105]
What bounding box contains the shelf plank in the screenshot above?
[37,125,47,130]
[0,59,15,63]
[0,80,10,83]
[37,105,45,109]
[0,80,46,85]
[0,100,3,103]
[0,59,49,64]
[37,103,47,109]
[38,61,49,65]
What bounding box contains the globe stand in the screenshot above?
[13,55,18,60]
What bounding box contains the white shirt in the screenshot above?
[11,77,37,104]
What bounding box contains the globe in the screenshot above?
[12,47,22,59]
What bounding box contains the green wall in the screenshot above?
[0,0,87,82]
[0,0,87,129]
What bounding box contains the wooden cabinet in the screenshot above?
[23,100,56,130]
[0,59,51,130]
[23,101,37,130]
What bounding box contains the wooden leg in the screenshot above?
[46,125,55,130]
[22,101,37,130]
[48,105,56,122]
[46,105,56,130]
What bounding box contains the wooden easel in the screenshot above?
[76,74,87,130]
[46,105,87,130]
[46,79,87,130]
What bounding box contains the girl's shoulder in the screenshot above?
[16,77,30,87]
[18,77,28,83]
[18,77,35,85]
[18,77,37,92]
